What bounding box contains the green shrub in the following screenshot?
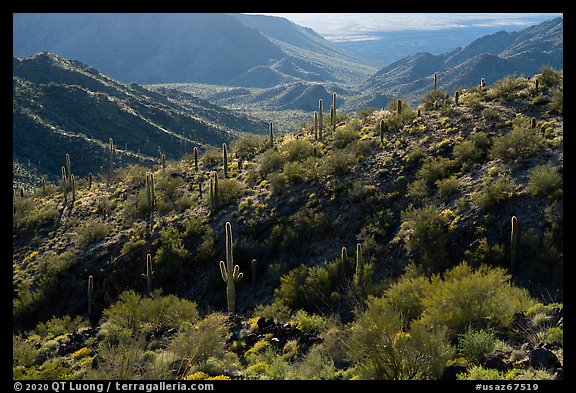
[217,178,246,204]
[76,220,111,248]
[333,124,360,148]
[291,310,329,333]
[471,173,516,210]
[287,345,338,380]
[417,156,453,185]
[168,312,230,373]
[457,327,497,364]
[34,315,88,340]
[538,65,562,88]
[420,89,450,110]
[397,205,450,274]
[417,262,537,333]
[347,297,452,380]
[154,227,190,288]
[258,149,283,175]
[489,125,545,162]
[322,150,357,177]
[453,139,485,170]
[232,134,266,159]
[280,138,313,162]
[13,335,39,367]
[548,87,563,114]
[488,75,525,102]
[201,147,221,168]
[526,163,562,199]
[436,176,460,198]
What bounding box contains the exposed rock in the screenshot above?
[528,348,562,370]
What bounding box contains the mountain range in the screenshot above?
[13,52,267,184]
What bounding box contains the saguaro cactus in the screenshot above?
[219,222,243,313]
[108,137,115,181]
[251,259,258,288]
[318,99,324,141]
[269,122,274,149]
[341,246,348,282]
[146,173,155,214]
[379,119,386,144]
[66,153,72,183]
[455,91,460,106]
[397,99,402,116]
[87,275,94,318]
[480,78,486,90]
[70,174,76,202]
[313,111,318,140]
[510,216,518,273]
[194,146,199,172]
[161,153,166,172]
[88,172,93,190]
[222,143,228,178]
[332,92,337,133]
[434,72,438,91]
[142,253,154,294]
[354,243,363,287]
[61,166,68,204]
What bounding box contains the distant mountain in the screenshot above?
[13,52,266,183]
[354,17,563,108]
[13,13,374,88]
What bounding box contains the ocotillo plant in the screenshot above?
[222,143,228,178]
[269,122,274,149]
[510,216,518,273]
[354,243,363,287]
[87,275,94,318]
[318,99,323,141]
[219,222,243,313]
[194,146,199,172]
[142,253,154,294]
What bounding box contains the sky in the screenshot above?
[249,13,563,42]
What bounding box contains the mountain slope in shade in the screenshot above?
[355,17,563,109]
[13,13,374,88]
[13,52,266,183]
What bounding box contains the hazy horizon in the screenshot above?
[248,13,563,42]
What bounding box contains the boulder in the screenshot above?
[528,348,561,370]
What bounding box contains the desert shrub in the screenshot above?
[457,327,497,364]
[101,290,198,339]
[201,147,221,168]
[153,227,190,288]
[168,312,230,374]
[460,91,485,111]
[322,150,357,177]
[333,124,360,148]
[13,196,58,235]
[76,220,111,248]
[217,178,246,204]
[526,163,562,199]
[420,89,450,110]
[457,365,556,380]
[258,148,283,175]
[488,75,525,102]
[397,205,450,274]
[436,176,460,198]
[538,65,562,88]
[416,262,537,333]
[417,156,453,185]
[280,138,313,162]
[471,173,516,210]
[548,87,563,114]
[463,238,506,268]
[291,310,329,333]
[13,335,39,368]
[88,333,146,380]
[287,345,338,380]
[34,315,88,340]
[347,298,452,380]
[453,139,485,170]
[232,134,266,159]
[489,125,545,162]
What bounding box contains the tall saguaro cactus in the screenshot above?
[397,99,402,116]
[108,137,115,182]
[87,275,94,318]
[332,92,337,133]
[433,72,438,91]
[269,122,274,149]
[313,111,318,140]
[222,143,228,178]
[379,119,386,144]
[142,253,154,294]
[318,99,324,141]
[194,146,199,172]
[510,216,518,273]
[219,222,243,313]
[355,243,363,287]
[341,246,348,282]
